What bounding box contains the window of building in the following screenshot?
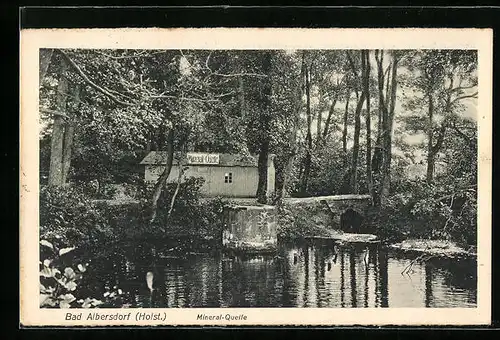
[224,172,233,183]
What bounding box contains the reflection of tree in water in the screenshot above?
[313,242,329,307]
[424,256,477,307]
[377,247,389,307]
[340,251,345,307]
[425,262,434,308]
[349,249,358,307]
[279,245,295,307]
[303,246,310,306]
[220,253,283,307]
[437,258,477,292]
[78,240,476,308]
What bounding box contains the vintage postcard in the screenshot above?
[20,28,492,326]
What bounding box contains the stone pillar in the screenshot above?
[222,205,277,252]
[266,154,276,198]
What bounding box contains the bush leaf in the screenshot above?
[59,247,75,256]
[64,267,76,280]
[65,281,77,291]
[40,240,54,250]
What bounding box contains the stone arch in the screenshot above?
[340,207,364,233]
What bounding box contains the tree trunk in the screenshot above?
[280,109,300,200]
[167,156,186,218]
[300,63,312,195]
[426,91,435,184]
[342,91,350,162]
[349,51,367,193]
[256,52,273,204]
[372,51,384,206]
[363,50,374,201]
[257,140,270,203]
[380,55,399,204]
[48,59,68,187]
[349,89,366,193]
[39,49,53,81]
[61,84,80,184]
[280,54,305,200]
[322,96,338,142]
[237,75,251,156]
[316,105,322,146]
[150,129,175,223]
[238,75,246,121]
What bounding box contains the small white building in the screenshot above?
[140,152,275,198]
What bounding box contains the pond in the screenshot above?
[82,238,477,308]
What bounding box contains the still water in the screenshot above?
[84,239,477,308]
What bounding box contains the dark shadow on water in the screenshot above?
[76,238,477,308]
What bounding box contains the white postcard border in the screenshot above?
[20,27,493,326]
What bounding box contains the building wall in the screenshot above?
[145,165,260,197]
[266,156,276,197]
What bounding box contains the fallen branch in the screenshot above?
[401,250,433,276]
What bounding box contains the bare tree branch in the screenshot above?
[451,91,478,105]
[210,71,268,78]
[57,49,135,107]
[450,84,478,93]
[94,50,167,60]
[149,94,221,103]
[204,51,267,78]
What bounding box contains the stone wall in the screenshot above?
[222,195,372,252]
[222,205,277,251]
[284,195,372,231]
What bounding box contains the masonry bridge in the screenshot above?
[222,194,373,252]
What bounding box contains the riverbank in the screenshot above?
[276,213,475,259]
[390,239,476,258]
[91,195,475,260]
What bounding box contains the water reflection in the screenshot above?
[90,239,477,308]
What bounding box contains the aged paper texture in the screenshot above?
[20,28,492,326]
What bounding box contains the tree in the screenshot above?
[61,84,80,184]
[402,50,478,184]
[299,54,313,195]
[39,49,54,80]
[362,50,374,202]
[274,51,305,200]
[47,56,68,187]
[255,51,274,204]
[346,51,367,193]
[372,50,400,206]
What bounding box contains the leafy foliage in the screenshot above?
[39,239,122,308]
[137,177,229,241]
[39,48,478,247]
[369,176,476,246]
[39,185,114,249]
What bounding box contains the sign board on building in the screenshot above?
[186,152,220,165]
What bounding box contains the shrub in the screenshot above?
[370,177,477,246]
[39,185,114,250]
[138,176,229,241]
[39,239,122,308]
[276,201,332,239]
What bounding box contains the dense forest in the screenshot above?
[38,49,478,308]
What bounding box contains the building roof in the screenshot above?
[140,151,258,167]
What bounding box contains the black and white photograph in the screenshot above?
[20,28,492,326]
